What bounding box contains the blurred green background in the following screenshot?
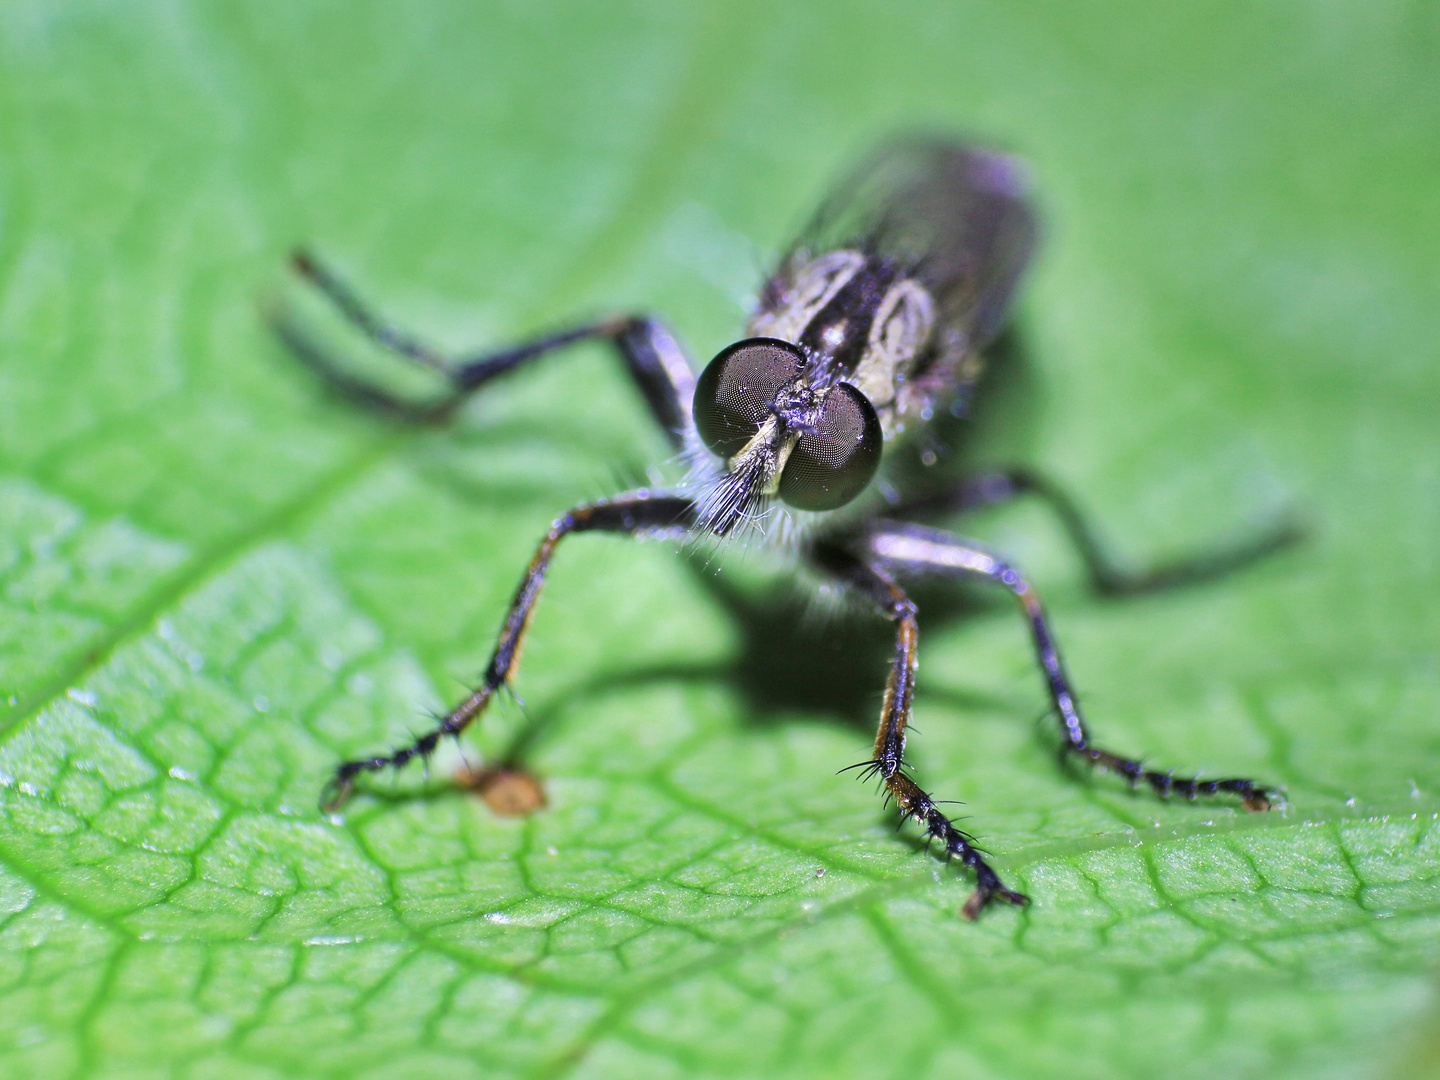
[1,2,1438,1078]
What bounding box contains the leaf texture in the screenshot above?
[1,1,1438,1077]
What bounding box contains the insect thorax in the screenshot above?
[748,249,941,436]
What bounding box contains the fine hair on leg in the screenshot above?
[811,540,1029,919]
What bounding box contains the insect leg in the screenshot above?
[809,540,1029,920]
[890,468,1302,595]
[849,521,1273,811]
[321,492,697,812]
[278,250,696,443]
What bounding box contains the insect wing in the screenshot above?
[783,139,1038,355]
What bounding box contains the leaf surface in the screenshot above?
[1,2,1438,1077]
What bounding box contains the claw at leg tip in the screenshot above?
[319,779,354,815]
[962,886,1030,921]
[961,891,984,921]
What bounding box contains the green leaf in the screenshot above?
[2,2,1437,1077]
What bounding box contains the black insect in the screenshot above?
[278,139,1291,919]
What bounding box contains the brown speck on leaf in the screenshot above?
[457,764,547,817]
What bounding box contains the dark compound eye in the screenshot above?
[777,382,882,511]
[693,338,805,458]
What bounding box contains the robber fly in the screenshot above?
[278,139,1287,919]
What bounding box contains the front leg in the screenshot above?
[276,250,697,444]
[810,542,1029,920]
[851,521,1273,811]
[322,491,696,811]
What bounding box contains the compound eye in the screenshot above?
[777,383,882,511]
[693,339,805,458]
